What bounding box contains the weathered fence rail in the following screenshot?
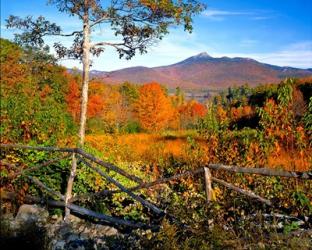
[1,143,311,229]
[2,144,310,179]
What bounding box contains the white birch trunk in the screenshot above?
[79,1,90,146]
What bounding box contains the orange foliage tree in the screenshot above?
[66,80,107,121]
[0,41,27,88]
[97,83,128,131]
[229,105,253,121]
[178,100,207,128]
[65,74,81,122]
[88,94,105,117]
[66,79,130,132]
[135,82,174,131]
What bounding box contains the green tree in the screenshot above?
[174,87,185,107]
[119,82,139,105]
[0,38,74,144]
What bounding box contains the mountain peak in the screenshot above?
[175,52,213,65]
[194,52,212,58]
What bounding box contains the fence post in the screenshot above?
[64,153,77,221]
[204,167,213,203]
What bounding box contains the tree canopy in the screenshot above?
[7,0,204,60]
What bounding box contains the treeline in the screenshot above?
[197,78,312,171]
[66,78,207,133]
[0,38,206,144]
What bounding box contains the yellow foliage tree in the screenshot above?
[89,82,128,131]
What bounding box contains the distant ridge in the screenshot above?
[86,52,312,89]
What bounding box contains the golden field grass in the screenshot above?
[85,132,311,172]
[85,131,208,164]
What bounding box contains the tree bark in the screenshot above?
[204,167,212,203]
[64,153,77,221]
[79,2,91,146]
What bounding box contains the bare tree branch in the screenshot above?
[91,41,124,48]
[58,30,83,36]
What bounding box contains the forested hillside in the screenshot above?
[94,52,312,88]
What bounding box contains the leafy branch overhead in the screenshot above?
[6,0,205,60]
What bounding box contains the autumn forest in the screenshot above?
[1,0,312,249]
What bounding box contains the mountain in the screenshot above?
[91,52,312,89]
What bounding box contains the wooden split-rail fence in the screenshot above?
[0,143,311,229]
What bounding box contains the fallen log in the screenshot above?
[1,191,158,229]
[207,163,312,179]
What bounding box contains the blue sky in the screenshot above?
[1,0,312,70]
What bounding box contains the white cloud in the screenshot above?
[213,41,312,68]
[285,41,312,51]
[257,41,312,68]
[202,8,275,21]
[202,9,251,21]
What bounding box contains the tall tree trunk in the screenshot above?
[79,4,90,146]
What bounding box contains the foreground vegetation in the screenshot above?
[1,38,312,249]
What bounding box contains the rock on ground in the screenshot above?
[0,204,143,250]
